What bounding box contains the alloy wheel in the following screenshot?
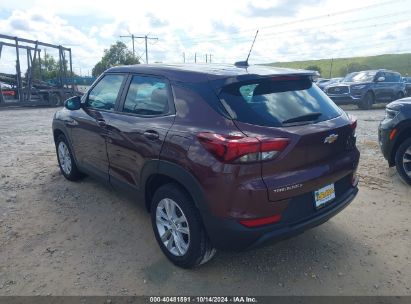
[58,141,72,175]
[156,198,190,256]
[403,146,411,177]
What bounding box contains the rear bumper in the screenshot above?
[202,184,358,251]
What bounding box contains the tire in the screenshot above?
[55,134,83,181]
[395,137,411,186]
[150,183,216,268]
[396,92,404,100]
[358,91,373,110]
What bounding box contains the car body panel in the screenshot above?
[105,111,175,190]
[52,63,359,251]
[233,114,358,202]
[379,98,411,166]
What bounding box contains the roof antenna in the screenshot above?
[235,30,259,67]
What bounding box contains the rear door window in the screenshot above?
[218,77,342,127]
[122,75,170,116]
[385,73,394,82]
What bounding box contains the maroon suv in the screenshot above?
[52,64,360,268]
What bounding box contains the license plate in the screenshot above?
[314,183,336,209]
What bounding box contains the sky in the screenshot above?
[0,0,411,75]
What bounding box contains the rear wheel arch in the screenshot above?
[142,161,208,214]
[145,174,183,211]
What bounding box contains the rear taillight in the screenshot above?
[197,132,289,163]
[349,114,357,136]
[239,214,282,228]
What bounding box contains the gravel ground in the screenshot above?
[0,106,410,296]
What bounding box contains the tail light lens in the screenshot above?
[197,132,289,163]
[239,214,282,228]
[349,114,357,136]
[346,115,357,150]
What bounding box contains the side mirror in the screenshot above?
[64,96,81,110]
[377,76,385,82]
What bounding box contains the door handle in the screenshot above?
[143,130,159,140]
[96,119,106,127]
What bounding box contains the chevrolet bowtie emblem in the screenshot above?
[324,134,338,144]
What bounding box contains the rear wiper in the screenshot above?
[282,112,322,124]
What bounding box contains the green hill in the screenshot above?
[267,53,411,78]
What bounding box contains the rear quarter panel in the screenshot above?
[159,81,284,219]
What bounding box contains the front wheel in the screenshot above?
[56,134,83,181]
[395,138,411,185]
[358,92,373,110]
[151,183,216,268]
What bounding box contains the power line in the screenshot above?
[254,18,411,43]
[264,37,411,63]
[175,11,411,46]
[171,0,403,44]
[120,34,137,56]
[156,18,411,64]
[120,33,158,63]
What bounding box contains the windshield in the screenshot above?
[218,77,342,127]
[344,71,376,82]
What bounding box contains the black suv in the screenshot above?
[379,97,411,185]
[325,70,406,109]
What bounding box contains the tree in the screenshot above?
[305,65,322,74]
[92,41,140,77]
[27,53,73,81]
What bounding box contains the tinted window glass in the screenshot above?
[219,77,342,127]
[87,74,125,110]
[385,73,394,82]
[123,75,169,115]
[344,71,376,82]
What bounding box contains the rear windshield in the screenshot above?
[218,77,342,127]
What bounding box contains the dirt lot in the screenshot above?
[0,106,410,296]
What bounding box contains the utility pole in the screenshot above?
[329,58,334,78]
[120,33,158,63]
[206,54,208,63]
[209,54,212,63]
[195,52,197,63]
[120,34,136,57]
[138,34,158,64]
[183,52,185,63]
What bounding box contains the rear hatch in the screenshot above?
[217,75,358,201]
